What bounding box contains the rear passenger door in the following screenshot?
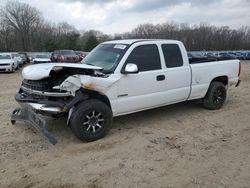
[116,44,167,115]
[160,43,191,103]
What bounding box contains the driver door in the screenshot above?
[115,44,167,115]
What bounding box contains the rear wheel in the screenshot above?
[69,99,112,142]
[203,81,227,110]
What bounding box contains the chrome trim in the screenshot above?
[28,103,64,113]
[21,86,72,97]
[19,102,65,114]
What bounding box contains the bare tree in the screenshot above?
[0,22,14,51]
[0,1,249,52]
[0,1,41,51]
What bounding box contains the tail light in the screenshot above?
[238,62,241,77]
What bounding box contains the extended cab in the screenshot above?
[11,40,241,144]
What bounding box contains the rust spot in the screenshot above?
[82,82,96,90]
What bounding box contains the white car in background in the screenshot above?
[33,54,51,64]
[12,53,24,67]
[0,53,19,72]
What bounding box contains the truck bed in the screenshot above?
[189,57,238,64]
[189,59,240,100]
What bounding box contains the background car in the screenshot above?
[239,51,250,60]
[33,54,51,64]
[0,53,18,72]
[12,53,24,68]
[18,52,30,63]
[219,52,237,60]
[188,52,208,63]
[51,50,80,63]
[75,51,89,61]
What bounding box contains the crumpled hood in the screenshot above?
[22,63,102,80]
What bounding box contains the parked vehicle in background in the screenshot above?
[0,53,19,72]
[12,53,24,67]
[188,52,209,63]
[28,55,35,63]
[246,52,250,60]
[204,52,221,59]
[12,39,241,144]
[219,52,237,60]
[18,52,30,63]
[33,54,51,64]
[239,51,250,60]
[75,51,89,61]
[51,50,80,63]
[233,52,245,60]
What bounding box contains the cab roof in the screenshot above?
[103,39,180,45]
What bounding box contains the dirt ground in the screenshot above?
[0,61,250,188]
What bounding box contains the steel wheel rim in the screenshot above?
[213,88,224,104]
[83,111,104,133]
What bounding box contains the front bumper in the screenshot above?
[11,106,58,144]
[15,92,68,116]
[12,89,87,144]
[22,102,64,114]
[0,64,12,72]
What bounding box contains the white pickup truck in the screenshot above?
[11,39,241,144]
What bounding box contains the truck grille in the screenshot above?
[22,79,55,92]
[21,78,71,98]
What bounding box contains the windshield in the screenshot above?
[36,55,49,58]
[82,44,129,73]
[0,55,11,59]
[60,50,75,55]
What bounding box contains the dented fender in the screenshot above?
[55,74,121,96]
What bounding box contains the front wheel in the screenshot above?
[203,81,227,110]
[69,99,112,142]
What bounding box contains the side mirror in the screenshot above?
[122,63,139,74]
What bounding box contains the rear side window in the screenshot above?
[162,44,183,68]
[125,44,161,72]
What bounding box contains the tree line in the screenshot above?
[0,1,250,52]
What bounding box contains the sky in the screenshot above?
[1,0,250,34]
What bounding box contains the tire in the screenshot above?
[203,81,227,110]
[18,63,22,69]
[69,99,112,142]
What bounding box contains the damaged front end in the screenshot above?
[11,63,114,144]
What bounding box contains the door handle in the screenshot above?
[156,75,165,81]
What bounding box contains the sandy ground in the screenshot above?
[0,61,250,188]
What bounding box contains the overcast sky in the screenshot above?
[1,0,250,34]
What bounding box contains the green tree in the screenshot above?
[84,35,99,51]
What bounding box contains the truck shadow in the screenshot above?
[45,100,204,144]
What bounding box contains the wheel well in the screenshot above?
[211,76,228,86]
[80,89,111,109]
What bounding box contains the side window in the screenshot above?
[125,44,161,72]
[162,44,183,68]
